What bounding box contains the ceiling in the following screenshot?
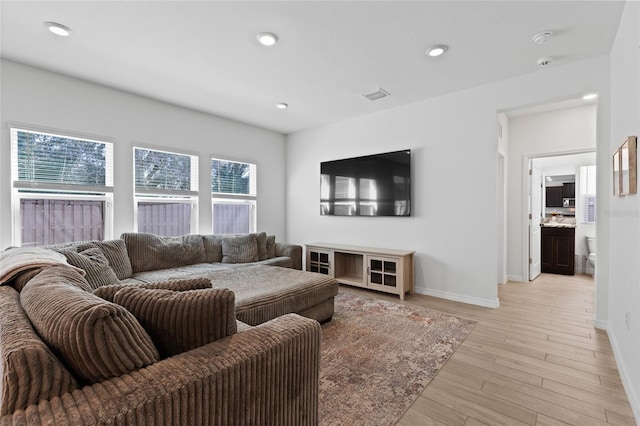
[0,1,626,134]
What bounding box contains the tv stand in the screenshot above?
[305,243,415,300]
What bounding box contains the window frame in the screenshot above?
[10,125,114,246]
[579,165,597,224]
[211,156,257,234]
[133,144,199,235]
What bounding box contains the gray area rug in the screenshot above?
[319,291,476,426]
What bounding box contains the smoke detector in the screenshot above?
[532,31,553,45]
[537,56,553,67]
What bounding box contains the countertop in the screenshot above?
[542,217,576,228]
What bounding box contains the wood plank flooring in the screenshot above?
[342,274,637,426]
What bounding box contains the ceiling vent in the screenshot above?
[361,88,390,101]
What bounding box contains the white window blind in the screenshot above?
[211,158,256,196]
[134,147,198,196]
[580,165,596,223]
[11,128,113,192]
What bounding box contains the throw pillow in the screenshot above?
[256,232,268,261]
[221,234,259,264]
[94,277,213,302]
[202,234,223,263]
[121,233,206,273]
[63,248,120,290]
[0,285,79,415]
[266,235,276,259]
[20,265,159,384]
[77,239,133,280]
[113,287,237,358]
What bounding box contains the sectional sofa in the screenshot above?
[0,232,338,425]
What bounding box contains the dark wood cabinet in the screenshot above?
[545,186,564,207]
[541,226,575,275]
[562,182,575,198]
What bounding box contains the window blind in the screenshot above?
[211,158,256,196]
[11,128,113,192]
[580,165,596,223]
[134,147,198,195]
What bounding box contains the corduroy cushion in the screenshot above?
[256,232,268,261]
[222,234,259,263]
[0,285,80,415]
[77,239,133,280]
[20,265,159,384]
[113,287,237,358]
[94,277,213,302]
[266,235,276,259]
[62,248,120,290]
[202,234,223,263]
[121,233,206,273]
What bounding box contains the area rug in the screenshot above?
[319,291,476,426]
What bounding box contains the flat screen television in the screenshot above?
[320,149,411,216]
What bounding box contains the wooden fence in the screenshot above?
[20,199,248,246]
[137,202,191,236]
[20,199,104,246]
[213,203,250,234]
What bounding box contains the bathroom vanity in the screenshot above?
[541,225,575,275]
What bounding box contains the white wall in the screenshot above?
[286,55,611,310]
[608,1,640,421]
[0,60,287,249]
[497,113,509,285]
[507,105,597,281]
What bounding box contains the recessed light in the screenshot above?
[276,103,288,109]
[426,45,448,57]
[44,21,72,37]
[257,32,278,46]
[583,93,598,100]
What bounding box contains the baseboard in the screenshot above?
[606,326,640,424]
[593,318,607,330]
[507,274,525,282]
[414,287,500,309]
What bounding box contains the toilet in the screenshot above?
[586,236,596,270]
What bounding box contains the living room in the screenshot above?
[1,1,638,425]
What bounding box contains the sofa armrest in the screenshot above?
[275,243,302,270]
[2,314,321,426]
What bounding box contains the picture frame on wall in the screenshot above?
[613,136,638,196]
[613,150,620,196]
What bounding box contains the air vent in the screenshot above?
[361,88,390,101]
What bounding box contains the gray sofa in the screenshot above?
[0,232,338,425]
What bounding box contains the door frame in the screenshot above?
[520,148,596,282]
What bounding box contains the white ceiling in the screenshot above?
[0,1,626,134]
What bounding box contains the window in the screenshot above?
[580,165,596,223]
[211,158,256,234]
[134,146,198,236]
[11,127,113,246]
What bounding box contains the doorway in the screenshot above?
[527,151,597,280]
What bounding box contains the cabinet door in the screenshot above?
[541,227,575,275]
[562,182,575,198]
[545,186,563,207]
[307,249,333,276]
[367,255,401,292]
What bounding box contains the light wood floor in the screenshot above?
[343,274,637,426]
